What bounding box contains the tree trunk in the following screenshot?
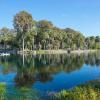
[22,37,25,66]
[22,38,25,52]
[23,53,25,66]
[44,43,45,50]
[4,42,6,52]
[33,38,34,50]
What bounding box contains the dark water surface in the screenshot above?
[0,51,100,99]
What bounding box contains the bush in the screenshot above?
[52,86,100,100]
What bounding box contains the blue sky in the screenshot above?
[0,0,100,36]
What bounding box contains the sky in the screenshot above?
[0,0,100,36]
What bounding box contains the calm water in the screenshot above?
[0,51,100,99]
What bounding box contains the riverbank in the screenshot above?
[47,79,100,100]
[1,79,99,100]
[18,49,99,55]
[0,79,100,100]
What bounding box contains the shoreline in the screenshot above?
[18,49,99,55]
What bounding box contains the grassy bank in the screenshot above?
[0,80,100,100]
[49,79,100,100]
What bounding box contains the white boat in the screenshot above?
[0,53,10,56]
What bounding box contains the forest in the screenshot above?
[0,11,100,51]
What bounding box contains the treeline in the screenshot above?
[0,11,100,51]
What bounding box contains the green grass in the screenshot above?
[49,79,100,100]
[54,86,100,100]
[36,50,47,54]
[0,84,40,100]
[0,83,6,93]
[0,83,6,100]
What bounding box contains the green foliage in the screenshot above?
[0,85,40,100]
[0,83,6,93]
[50,79,100,100]
[53,86,100,100]
[0,27,15,50]
[0,83,6,100]
[13,11,35,51]
[85,36,100,49]
[0,11,100,51]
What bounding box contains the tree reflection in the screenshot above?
[15,54,36,86]
[0,52,100,86]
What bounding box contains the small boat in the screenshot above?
[0,53,10,56]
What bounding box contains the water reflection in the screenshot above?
[0,52,100,87]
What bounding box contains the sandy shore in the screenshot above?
[18,49,99,54]
[71,49,97,54]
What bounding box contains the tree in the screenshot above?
[36,20,53,49]
[0,11,99,51]
[64,28,85,50]
[13,11,34,52]
[0,27,15,50]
